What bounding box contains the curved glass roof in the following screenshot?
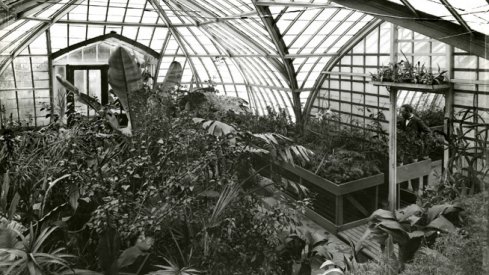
[0,0,488,118]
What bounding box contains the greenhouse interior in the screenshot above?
[0,0,488,274]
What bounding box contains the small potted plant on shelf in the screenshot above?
[371,51,448,86]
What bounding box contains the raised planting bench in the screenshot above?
[253,156,384,234]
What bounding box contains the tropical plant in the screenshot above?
[308,149,382,184]
[56,46,184,136]
[0,225,74,275]
[357,203,464,270]
[371,51,447,85]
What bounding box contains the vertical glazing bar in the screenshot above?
[46,30,54,123]
[11,62,20,124]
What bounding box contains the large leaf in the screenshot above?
[426,204,462,223]
[108,46,144,131]
[192,118,236,138]
[369,209,396,223]
[1,172,10,213]
[426,215,457,233]
[375,220,409,245]
[56,74,78,93]
[395,204,423,223]
[117,246,145,268]
[159,61,183,94]
[56,75,103,112]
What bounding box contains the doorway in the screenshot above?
[66,65,109,117]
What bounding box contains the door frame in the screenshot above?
[66,65,109,116]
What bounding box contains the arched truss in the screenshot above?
[0,0,487,121]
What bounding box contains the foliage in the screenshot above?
[445,109,488,195]
[307,149,381,184]
[0,45,314,275]
[403,191,487,275]
[396,128,425,163]
[371,52,447,85]
[0,224,74,275]
[226,106,294,137]
[416,108,444,127]
[276,229,331,275]
[357,203,464,271]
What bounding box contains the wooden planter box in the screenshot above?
[371,81,450,93]
[254,157,434,233]
[253,156,384,234]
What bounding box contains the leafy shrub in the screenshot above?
[416,108,444,127]
[403,191,487,275]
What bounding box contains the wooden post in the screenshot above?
[389,24,399,211]
[444,45,454,171]
[389,89,398,211]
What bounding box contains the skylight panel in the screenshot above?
[447,0,489,35]
[65,2,87,20]
[107,7,126,22]
[88,6,108,21]
[37,0,71,19]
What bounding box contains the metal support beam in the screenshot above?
[51,32,160,60]
[303,19,383,118]
[148,0,201,86]
[253,2,302,123]
[0,0,84,76]
[330,0,487,58]
[399,0,418,17]
[46,29,54,123]
[21,17,190,28]
[171,0,287,81]
[439,0,472,34]
[0,0,58,30]
[153,32,171,90]
[255,1,333,7]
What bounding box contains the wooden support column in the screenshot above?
[389,24,399,211]
[444,45,454,171]
[389,89,398,211]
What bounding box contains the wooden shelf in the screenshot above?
[371,81,450,93]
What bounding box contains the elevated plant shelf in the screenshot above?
[371,81,450,93]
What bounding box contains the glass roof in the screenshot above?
[0,0,487,118]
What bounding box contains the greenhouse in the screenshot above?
[0,0,488,274]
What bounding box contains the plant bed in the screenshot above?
[253,155,384,234]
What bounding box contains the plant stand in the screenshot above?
[371,81,449,210]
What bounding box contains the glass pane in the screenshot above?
[88,70,102,116]
[73,70,87,116]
